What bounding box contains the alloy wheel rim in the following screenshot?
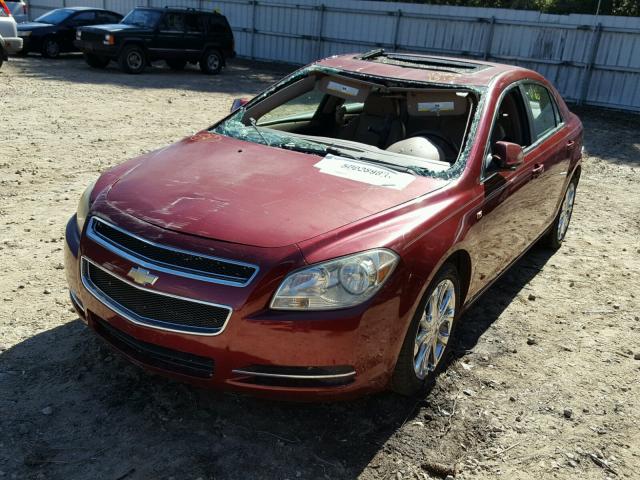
[413,279,455,380]
[46,40,59,57]
[208,54,220,70]
[557,182,576,241]
[128,52,143,70]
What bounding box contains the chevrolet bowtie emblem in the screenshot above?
[127,267,159,286]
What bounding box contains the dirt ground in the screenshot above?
[1,55,639,480]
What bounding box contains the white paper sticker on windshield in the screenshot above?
[418,101,455,113]
[314,155,415,190]
[326,81,359,97]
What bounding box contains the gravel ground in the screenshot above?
[1,55,639,480]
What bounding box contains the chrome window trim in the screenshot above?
[81,256,232,336]
[480,78,565,183]
[231,369,356,380]
[87,216,259,287]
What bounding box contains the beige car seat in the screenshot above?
[340,94,405,148]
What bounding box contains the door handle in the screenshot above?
[566,140,576,151]
[532,164,544,178]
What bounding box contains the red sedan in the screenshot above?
[64,51,582,400]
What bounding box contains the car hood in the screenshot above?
[105,132,448,248]
[80,23,145,33]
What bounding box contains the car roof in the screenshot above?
[134,6,220,15]
[316,50,536,88]
[58,6,113,11]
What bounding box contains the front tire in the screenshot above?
[84,53,110,69]
[41,38,60,59]
[391,263,460,396]
[118,45,146,74]
[199,49,222,74]
[542,176,578,250]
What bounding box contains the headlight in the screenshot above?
[270,249,399,311]
[76,30,81,41]
[103,34,114,45]
[76,180,96,234]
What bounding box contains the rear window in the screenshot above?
[185,13,203,33]
[523,83,560,140]
[159,12,185,31]
[207,14,227,33]
[97,12,121,24]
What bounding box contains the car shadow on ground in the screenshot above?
[8,54,293,94]
[1,245,554,479]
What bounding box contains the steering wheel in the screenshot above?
[409,130,459,156]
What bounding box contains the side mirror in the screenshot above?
[493,141,524,170]
[230,97,249,113]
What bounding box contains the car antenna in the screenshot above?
[249,118,271,146]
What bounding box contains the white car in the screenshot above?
[0,1,23,67]
[4,0,26,23]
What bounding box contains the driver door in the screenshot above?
[467,84,546,297]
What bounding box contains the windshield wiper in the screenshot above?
[249,118,272,146]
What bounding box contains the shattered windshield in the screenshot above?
[212,68,482,179]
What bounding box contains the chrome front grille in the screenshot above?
[81,257,232,335]
[86,217,258,287]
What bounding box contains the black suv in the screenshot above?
[74,7,235,74]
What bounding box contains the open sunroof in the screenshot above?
[357,50,487,74]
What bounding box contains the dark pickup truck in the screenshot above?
[74,6,235,74]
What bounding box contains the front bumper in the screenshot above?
[74,40,117,58]
[64,213,412,400]
[3,37,23,55]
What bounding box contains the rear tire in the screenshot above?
[118,45,146,74]
[391,263,460,396]
[166,59,187,70]
[84,53,110,69]
[199,49,222,74]
[542,176,578,251]
[41,38,60,59]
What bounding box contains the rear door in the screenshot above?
[520,82,573,228]
[183,13,204,59]
[152,11,186,59]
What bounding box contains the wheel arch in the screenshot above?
[202,44,225,64]
[445,249,472,308]
[118,39,148,56]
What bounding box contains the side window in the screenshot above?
[258,88,326,125]
[208,15,224,34]
[159,12,185,32]
[185,14,203,33]
[522,83,559,140]
[99,13,121,24]
[484,87,531,175]
[69,11,96,24]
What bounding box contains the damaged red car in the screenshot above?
[64,50,582,400]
